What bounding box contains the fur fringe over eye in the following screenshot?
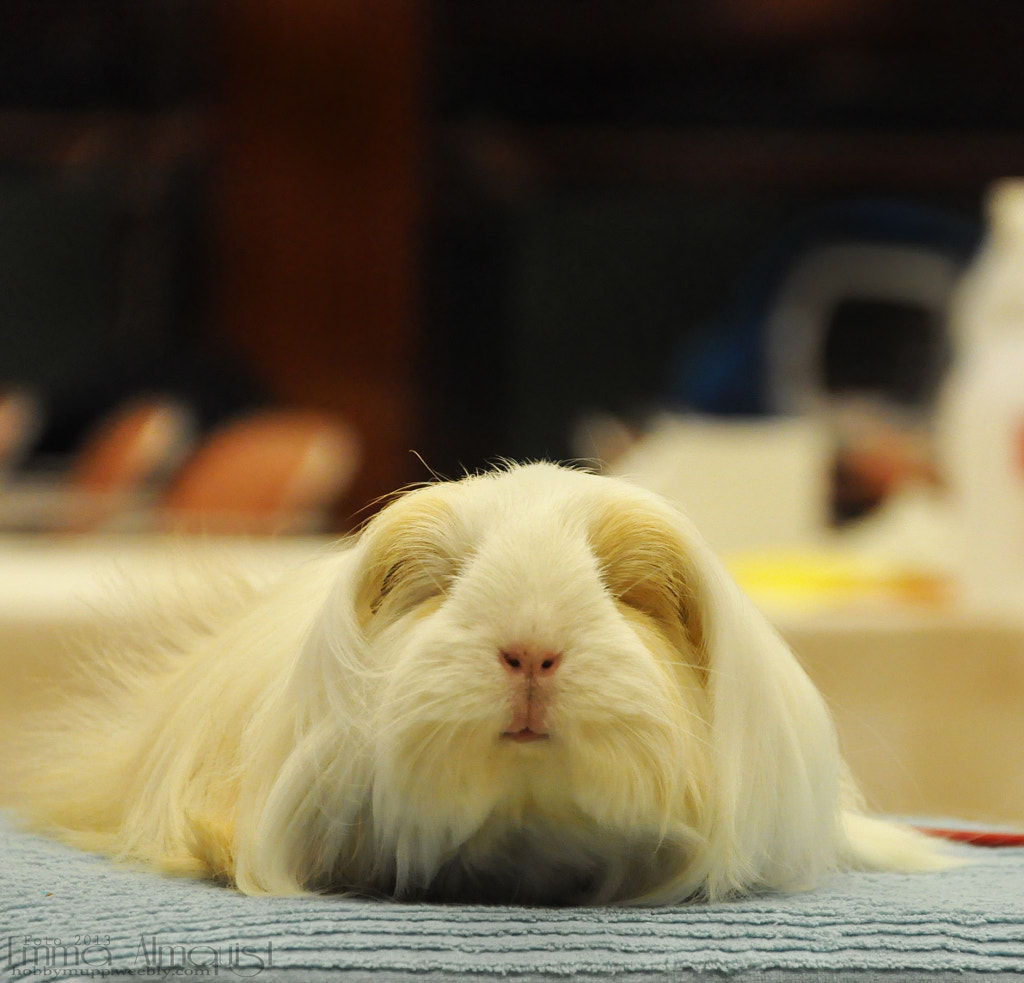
[6,462,954,904]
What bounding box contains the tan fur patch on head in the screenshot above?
[356,487,461,627]
[587,503,706,673]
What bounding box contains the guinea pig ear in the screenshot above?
[680,527,845,899]
[354,549,404,625]
[589,503,707,671]
[352,534,393,627]
[352,489,456,627]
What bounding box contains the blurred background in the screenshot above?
[3,0,1024,533]
[2,0,1024,823]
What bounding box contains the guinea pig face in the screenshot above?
[354,463,711,899]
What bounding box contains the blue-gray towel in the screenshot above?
[2,815,1021,981]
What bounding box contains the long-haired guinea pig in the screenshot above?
[9,462,952,904]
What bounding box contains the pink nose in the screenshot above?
[499,646,561,677]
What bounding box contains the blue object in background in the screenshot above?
[670,199,981,416]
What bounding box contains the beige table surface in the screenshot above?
[775,606,1024,826]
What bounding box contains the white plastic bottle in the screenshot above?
[938,178,1024,614]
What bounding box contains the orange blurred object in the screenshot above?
[161,409,361,534]
[71,398,195,498]
[0,389,42,472]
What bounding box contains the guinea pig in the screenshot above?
[9,462,952,904]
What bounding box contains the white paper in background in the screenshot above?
[610,414,832,556]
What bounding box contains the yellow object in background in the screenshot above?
[727,550,952,614]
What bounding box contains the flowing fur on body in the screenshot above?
[9,463,952,904]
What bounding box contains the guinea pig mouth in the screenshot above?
[502,728,550,743]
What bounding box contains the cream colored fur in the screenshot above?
[8,462,953,903]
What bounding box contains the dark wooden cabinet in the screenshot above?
[210,1,428,521]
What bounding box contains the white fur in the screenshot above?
[10,462,953,903]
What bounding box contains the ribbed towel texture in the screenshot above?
[2,816,1022,981]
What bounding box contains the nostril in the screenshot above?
[500,647,561,676]
[500,650,522,672]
